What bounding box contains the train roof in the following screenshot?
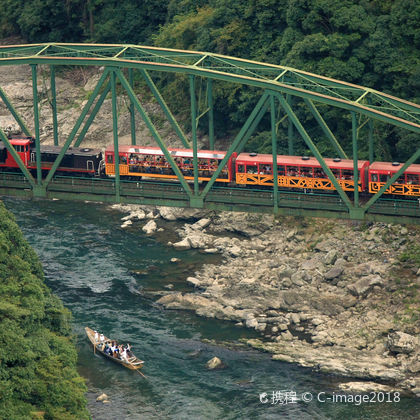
[236,153,369,170]
[9,139,31,145]
[105,145,227,160]
[369,161,420,174]
[40,145,102,156]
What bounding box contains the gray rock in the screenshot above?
[186,277,201,287]
[245,317,258,329]
[202,248,219,254]
[324,266,343,280]
[281,330,293,341]
[387,332,419,354]
[96,393,108,402]
[191,218,211,230]
[256,323,267,332]
[323,250,338,265]
[301,258,319,270]
[290,313,300,324]
[228,245,242,257]
[142,220,157,234]
[206,356,225,370]
[121,220,132,228]
[347,275,383,297]
[313,240,330,252]
[173,238,191,250]
[338,382,394,393]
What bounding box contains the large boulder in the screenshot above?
[324,266,343,280]
[173,238,191,250]
[191,218,212,230]
[142,220,157,234]
[347,275,383,297]
[387,332,419,354]
[206,356,225,370]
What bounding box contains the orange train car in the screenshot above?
[235,153,369,192]
[104,145,236,183]
[369,161,420,197]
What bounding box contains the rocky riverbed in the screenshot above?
[114,203,420,397]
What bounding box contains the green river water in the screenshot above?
[4,197,420,420]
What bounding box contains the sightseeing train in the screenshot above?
[1,136,419,197]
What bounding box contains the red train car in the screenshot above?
[235,153,369,192]
[369,161,420,197]
[104,145,236,183]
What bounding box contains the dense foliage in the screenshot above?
[153,0,420,160]
[0,0,419,159]
[0,202,89,419]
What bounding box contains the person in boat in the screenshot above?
[100,333,105,343]
[126,343,132,356]
[112,341,119,358]
[94,330,99,342]
[121,347,129,363]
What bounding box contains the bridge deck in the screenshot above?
[1,173,418,225]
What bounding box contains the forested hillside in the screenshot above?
[0,202,89,419]
[0,0,419,159]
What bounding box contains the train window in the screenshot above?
[314,168,326,178]
[107,154,113,164]
[286,166,297,176]
[259,164,272,175]
[120,156,127,164]
[209,159,218,169]
[277,166,285,176]
[246,165,257,174]
[371,174,378,182]
[331,168,339,178]
[342,170,353,180]
[300,167,312,177]
[407,174,419,184]
[395,175,405,184]
[380,174,390,182]
[238,165,245,172]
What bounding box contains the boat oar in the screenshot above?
[136,369,147,379]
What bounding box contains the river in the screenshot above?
[4,197,420,419]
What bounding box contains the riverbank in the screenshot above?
[113,203,420,398]
[0,201,89,419]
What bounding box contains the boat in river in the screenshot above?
[85,327,145,374]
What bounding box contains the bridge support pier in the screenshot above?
[32,185,47,198]
[349,208,366,220]
[190,196,204,208]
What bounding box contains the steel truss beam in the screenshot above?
[140,69,190,148]
[0,43,417,223]
[114,68,194,200]
[0,43,417,134]
[275,92,354,210]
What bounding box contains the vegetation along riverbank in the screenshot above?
[0,201,89,419]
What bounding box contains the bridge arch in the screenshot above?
[0,43,419,223]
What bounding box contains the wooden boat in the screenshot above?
[85,327,144,374]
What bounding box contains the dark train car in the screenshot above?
[105,145,236,182]
[33,144,103,174]
[0,137,102,176]
[235,153,369,192]
[369,161,420,197]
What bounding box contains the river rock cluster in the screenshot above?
[114,203,420,397]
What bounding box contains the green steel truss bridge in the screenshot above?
[0,43,419,224]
